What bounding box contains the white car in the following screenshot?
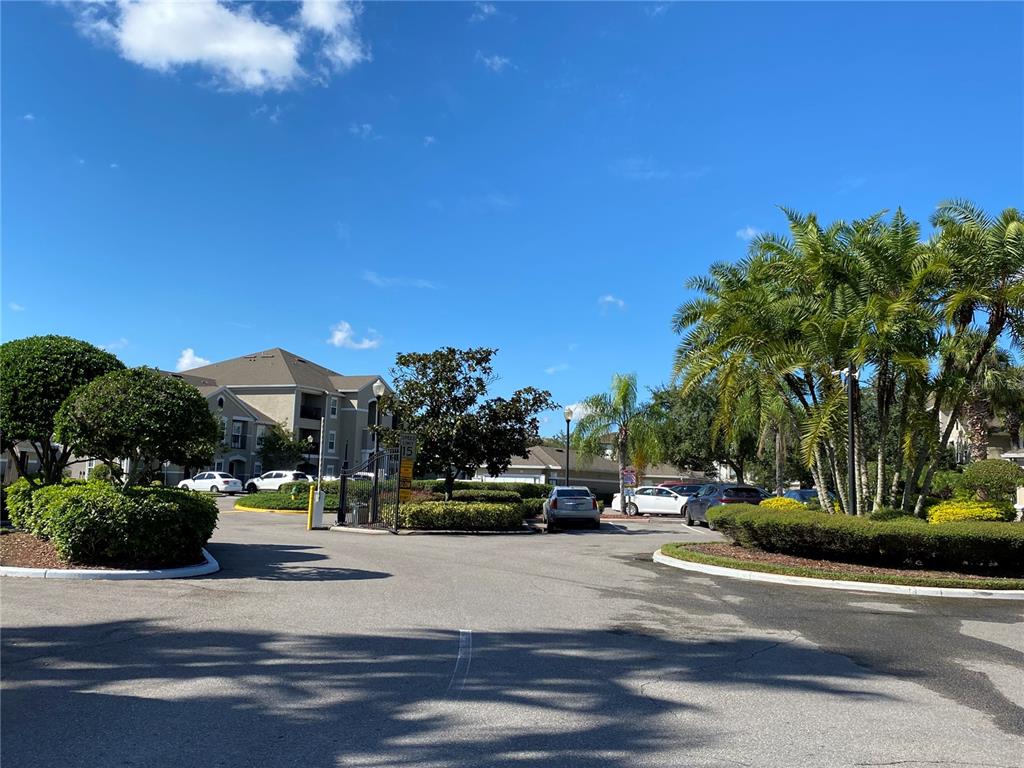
[245,470,310,493]
[611,484,703,518]
[178,472,243,495]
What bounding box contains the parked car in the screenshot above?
[543,486,600,532]
[178,472,243,495]
[245,470,310,493]
[612,485,703,517]
[683,483,763,527]
[783,488,836,504]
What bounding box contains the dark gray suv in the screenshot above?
[683,483,762,527]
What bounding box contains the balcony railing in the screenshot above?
[231,435,248,449]
[300,405,323,420]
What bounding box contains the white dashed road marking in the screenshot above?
[447,629,472,696]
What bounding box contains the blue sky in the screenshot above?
[3,1,1022,432]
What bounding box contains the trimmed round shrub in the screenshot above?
[708,504,1023,576]
[927,499,1016,525]
[34,484,218,567]
[930,469,966,500]
[961,460,1024,502]
[88,463,113,482]
[399,501,523,531]
[518,497,547,518]
[760,496,806,512]
[450,489,522,503]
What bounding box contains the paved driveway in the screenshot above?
[3,510,1022,767]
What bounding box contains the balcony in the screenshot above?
[300,405,323,420]
[231,434,248,450]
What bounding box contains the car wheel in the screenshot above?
[546,521,557,533]
[210,485,220,494]
[591,519,601,530]
[626,503,639,517]
[246,483,257,493]
[707,519,716,531]
[685,507,694,526]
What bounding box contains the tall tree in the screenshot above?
[0,335,125,485]
[256,423,307,471]
[55,367,219,487]
[572,373,664,508]
[382,347,555,499]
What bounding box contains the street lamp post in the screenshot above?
[564,406,574,487]
[305,435,315,474]
[370,379,387,523]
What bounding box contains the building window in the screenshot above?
[326,463,335,476]
[217,396,224,409]
[328,431,336,452]
[330,397,338,418]
[256,424,266,446]
[214,460,224,471]
[254,462,262,476]
[231,421,247,449]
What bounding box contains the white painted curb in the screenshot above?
[0,548,220,580]
[653,549,1024,600]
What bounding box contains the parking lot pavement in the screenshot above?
[3,511,1022,768]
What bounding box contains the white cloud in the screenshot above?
[476,51,512,72]
[598,294,626,310]
[251,103,283,123]
[563,402,592,420]
[299,0,368,71]
[736,226,760,241]
[327,321,380,350]
[544,363,569,375]
[100,337,130,351]
[349,122,378,140]
[76,157,86,165]
[176,348,211,371]
[8,302,25,312]
[612,156,670,181]
[109,162,119,169]
[362,270,436,290]
[645,3,670,17]
[72,0,366,93]
[21,113,35,122]
[423,135,436,147]
[469,2,497,22]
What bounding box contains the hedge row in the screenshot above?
[399,501,523,531]
[6,479,217,567]
[410,480,553,499]
[707,505,1024,576]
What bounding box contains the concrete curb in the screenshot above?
[329,525,393,535]
[328,525,539,535]
[0,548,220,581]
[652,549,1024,600]
[232,504,306,515]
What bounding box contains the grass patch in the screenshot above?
[660,543,1024,590]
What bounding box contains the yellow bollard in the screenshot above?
[307,486,314,531]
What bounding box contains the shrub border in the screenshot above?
[653,547,1024,599]
[0,547,220,580]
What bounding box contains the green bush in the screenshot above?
[961,460,1024,502]
[399,501,523,530]
[88,463,112,482]
[930,469,966,500]
[867,506,922,522]
[243,491,347,510]
[5,477,35,530]
[410,480,552,499]
[517,497,547,517]
[32,484,218,567]
[450,489,522,503]
[708,504,1024,576]
[927,499,1016,524]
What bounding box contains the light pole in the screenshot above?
[305,435,315,474]
[564,406,574,487]
[372,379,387,445]
[370,379,387,523]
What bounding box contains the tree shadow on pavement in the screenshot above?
[2,620,890,768]
[207,542,391,582]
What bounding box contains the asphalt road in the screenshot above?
[2,506,1022,767]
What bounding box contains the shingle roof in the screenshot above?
[330,374,386,392]
[184,348,382,392]
[511,445,701,480]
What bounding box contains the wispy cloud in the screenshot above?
[251,103,283,123]
[109,162,119,169]
[176,348,211,371]
[75,157,86,166]
[475,51,512,73]
[8,302,25,312]
[598,294,626,311]
[327,321,381,350]
[544,362,570,375]
[469,2,497,22]
[100,337,130,351]
[645,3,671,17]
[362,270,436,290]
[484,191,517,211]
[71,0,367,93]
[736,226,760,241]
[423,135,436,147]
[21,113,35,122]
[349,121,378,140]
[611,156,670,181]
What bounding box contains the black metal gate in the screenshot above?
[335,449,400,532]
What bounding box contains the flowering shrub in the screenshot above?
[926,499,1016,525]
[760,497,806,512]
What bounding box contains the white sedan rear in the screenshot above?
[611,484,702,517]
[178,471,243,495]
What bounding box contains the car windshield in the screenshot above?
[556,489,590,497]
[726,487,759,497]
[671,485,702,494]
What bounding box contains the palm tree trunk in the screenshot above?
[774,426,784,496]
[963,394,991,462]
[1005,409,1021,450]
[618,426,628,513]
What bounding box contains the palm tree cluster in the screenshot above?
[673,200,1024,516]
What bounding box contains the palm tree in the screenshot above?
[572,373,664,511]
[958,345,1024,461]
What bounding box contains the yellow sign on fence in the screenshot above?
[399,432,416,502]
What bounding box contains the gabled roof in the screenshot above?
[186,348,345,391]
[330,374,388,393]
[510,445,701,480]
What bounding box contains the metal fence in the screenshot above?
[333,449,400,532]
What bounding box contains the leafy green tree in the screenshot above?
[55,367,219,487]
[382,347,555,499]
[573,373,664,507]
[256,423,307,471]
[0,335,125,485]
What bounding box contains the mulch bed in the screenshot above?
[1,531,204,571]
[1,531,70,569]
[684,542,1013,584]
